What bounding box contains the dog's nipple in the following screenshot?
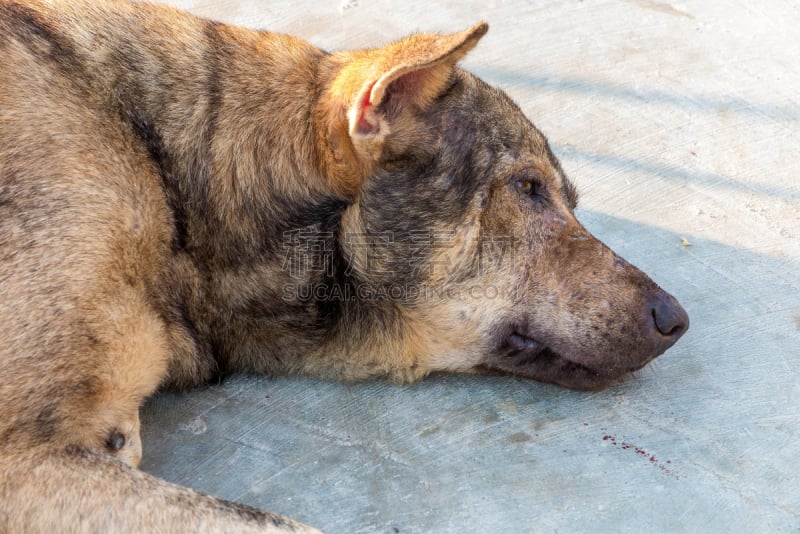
[105,429,126,452]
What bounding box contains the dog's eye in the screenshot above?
[514,178,544,201]
[515,179,534,195]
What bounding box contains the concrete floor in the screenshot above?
[141,1,800,532]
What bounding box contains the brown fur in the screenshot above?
[0,0,688,531]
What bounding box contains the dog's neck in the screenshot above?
[100,19,418,381]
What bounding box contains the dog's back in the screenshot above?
[0,1,318,531]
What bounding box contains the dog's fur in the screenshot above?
[0,0,689,531]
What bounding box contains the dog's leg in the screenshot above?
[0,290,321,532]
[0,447,321,533]
[0,206,323,534]
[62,289,175,468]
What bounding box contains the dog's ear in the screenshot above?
[318,23,488,195]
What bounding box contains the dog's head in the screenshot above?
[316,23,688,390]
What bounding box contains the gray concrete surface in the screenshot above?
[141,1,800,531]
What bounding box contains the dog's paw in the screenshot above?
[103,413,142,467]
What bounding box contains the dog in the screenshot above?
[0,0,689,531]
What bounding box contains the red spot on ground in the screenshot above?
[601,434,678,478]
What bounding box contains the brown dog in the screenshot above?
[0,0,688,531]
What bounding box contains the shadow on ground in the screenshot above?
[141,212,800,533]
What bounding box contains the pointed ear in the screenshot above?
[318,22,488,194]
[346,22,489,137]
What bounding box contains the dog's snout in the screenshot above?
[650,292,689,340]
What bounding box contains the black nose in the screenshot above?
[651,292,689,340]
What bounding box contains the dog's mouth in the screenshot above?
[504,331,550,363]
[478,329,637,391]
[501,330,578,370]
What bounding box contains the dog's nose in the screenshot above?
[650,291,689,340]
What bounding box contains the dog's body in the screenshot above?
[0,0,688,531]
